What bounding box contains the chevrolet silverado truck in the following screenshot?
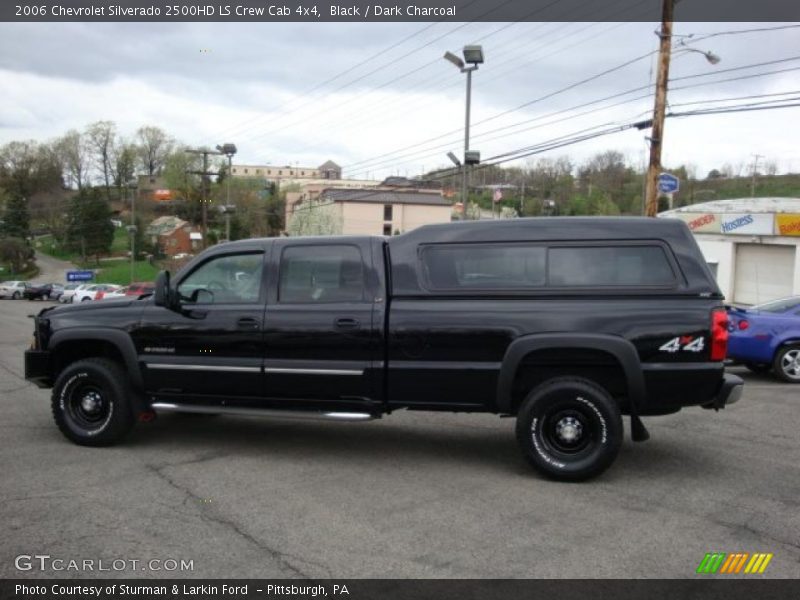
[25,217,743,481]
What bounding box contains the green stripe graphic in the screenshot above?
[697,552,727,573]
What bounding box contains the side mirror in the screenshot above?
[153,271,172,308]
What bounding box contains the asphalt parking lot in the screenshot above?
[0,297,798,579]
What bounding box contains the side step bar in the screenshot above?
[150,402,378,422]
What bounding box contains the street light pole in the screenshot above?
[444,45,484,219]
[463,66,473,219]
[216,143,237,242]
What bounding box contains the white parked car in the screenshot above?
[0,281,30,299]
[59,283,85,303]
[99,286,129,300]
[73,284,122,302]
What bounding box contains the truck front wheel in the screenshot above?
[51,358,135,446]
[515,377,623,482]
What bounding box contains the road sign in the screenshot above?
[66,270,94,282]
[658,172,680,194]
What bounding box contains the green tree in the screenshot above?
[0,237,34,274]
[2,193,30,239]
[66,187,114,264]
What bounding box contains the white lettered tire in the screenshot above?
[515,377,623,481]
[51,358,135,446]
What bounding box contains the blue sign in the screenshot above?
[67,270,94,282]
[658,172,680,194]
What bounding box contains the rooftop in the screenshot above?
[319,188,449,206]
[660,197,800,215]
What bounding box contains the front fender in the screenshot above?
[495,333,646,414]
[49,328,146,413]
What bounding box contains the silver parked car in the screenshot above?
[0,281,31,299]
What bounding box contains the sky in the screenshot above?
[0,17,799,182]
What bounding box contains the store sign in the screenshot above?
[670,212,719,233]
[775,213,800,236]
[719,213,773,235]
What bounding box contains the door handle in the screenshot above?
[236,317,260,330]
[335,317,360,329]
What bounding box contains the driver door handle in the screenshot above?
[237,317,260,330]
[335,317,360,329]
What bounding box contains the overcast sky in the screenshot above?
[1,18,798,181]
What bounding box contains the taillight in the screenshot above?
[738,319,749,330]
[711,308,729,361]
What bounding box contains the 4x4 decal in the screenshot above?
[659,335,705,353]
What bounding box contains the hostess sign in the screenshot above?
[719,213,773,235]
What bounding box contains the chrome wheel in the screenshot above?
[779,348,800,380]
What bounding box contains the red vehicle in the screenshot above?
[126,282,155,297]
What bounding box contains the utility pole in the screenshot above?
[185,148,220,249]
[750,153,764,197]
[644,0,674,217]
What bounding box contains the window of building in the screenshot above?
[279,245,365,303]
[301,171,305,176]
[177,252,264,304]
[383,224,392,236]
[244,168,249,174]
[384,204,393,221]
[256,169,262,175]
[278,170,282,175]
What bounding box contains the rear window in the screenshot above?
[548,246,675,287]
[421,243,676,290]
[279,245,365,303]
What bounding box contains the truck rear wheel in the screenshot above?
[51,358,135,446]
[515,377,622,482]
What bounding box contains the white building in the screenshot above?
[659,198,800,305]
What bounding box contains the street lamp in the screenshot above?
[444,44,484,218]
[678,46,721,65]
[216,143,237,241]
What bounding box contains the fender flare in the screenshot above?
[49,328,147,413]
[495,333,646,414]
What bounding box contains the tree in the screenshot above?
[57,130,90,189]
[2,193,30,239]
[287,201,342,236]
[86,120,116,199]
[0,237,34,274]
[136,126,174,176]
[0,140,63,199]
[65,187,114,264]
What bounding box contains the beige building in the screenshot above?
[231,160,342,181]
[287,187,452,236]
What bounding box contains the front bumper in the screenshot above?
[702,373,744,410]
[25,349,52,388]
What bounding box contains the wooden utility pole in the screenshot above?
[185,148,220,249]
[644,0,674,217]
[750,154,764,197]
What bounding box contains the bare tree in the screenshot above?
[763,159,779,176]
[136,126,174,176]
[86,120,116,198]
[56,130,90,189]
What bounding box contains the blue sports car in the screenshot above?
[727,296,800,383]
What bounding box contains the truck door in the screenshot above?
[135,246,267,399]
[263,239,379,407]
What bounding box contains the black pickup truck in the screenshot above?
[25,217,742,480]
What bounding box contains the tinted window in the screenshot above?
[549,246,674,287]
[753,296,800,313]
[422,245,546,289]
[279,245,365,303]
[177,252,263,304]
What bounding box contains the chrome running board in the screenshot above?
[151,402,377,422]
